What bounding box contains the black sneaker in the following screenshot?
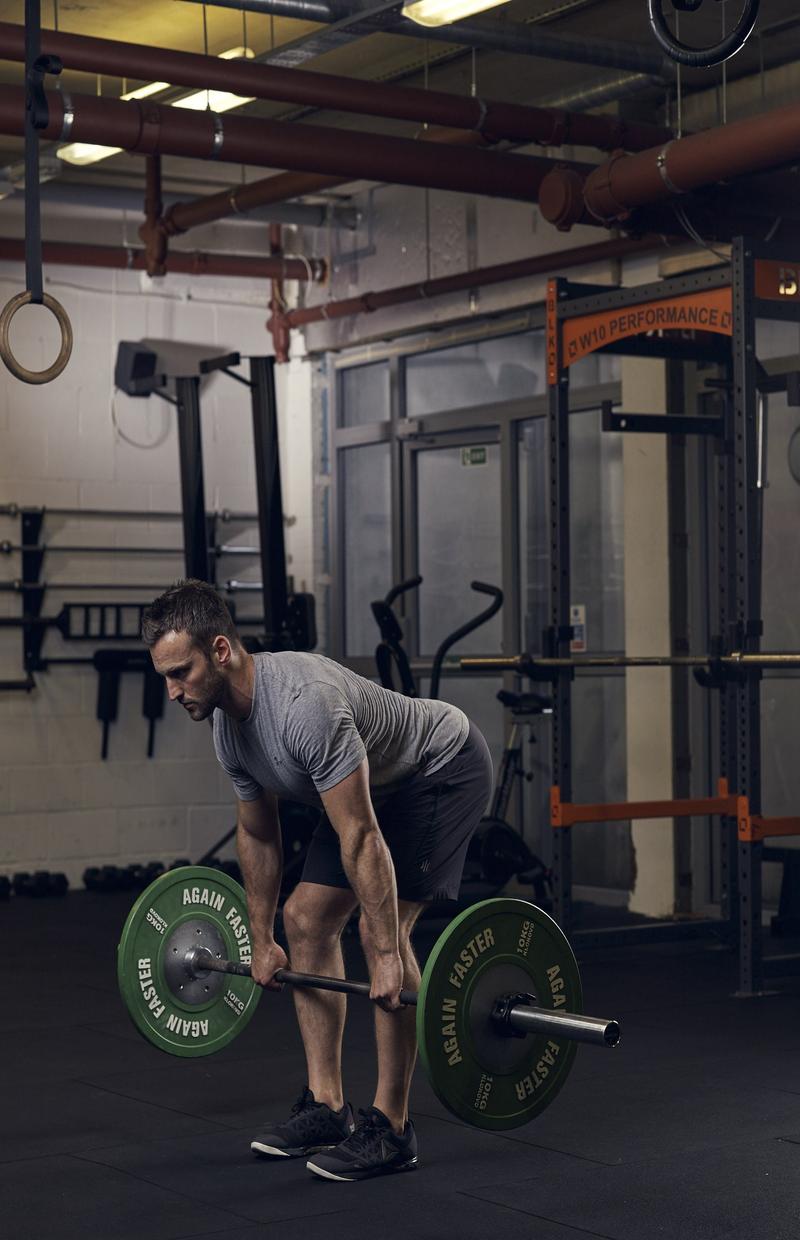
[306,1106,418,1182]
[251,1087,355,1158]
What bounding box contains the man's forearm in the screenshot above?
[340,825,399,957]
[237,821,283,946]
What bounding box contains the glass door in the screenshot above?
[404,430,505,768]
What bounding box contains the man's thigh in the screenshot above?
[378,723,493,903]
[299,723,493,903]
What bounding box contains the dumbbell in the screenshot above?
[12,870,69,897]
[84,865,126,892]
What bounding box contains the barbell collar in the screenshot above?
[186,947,618,1047]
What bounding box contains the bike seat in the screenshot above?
[496,689,553,714]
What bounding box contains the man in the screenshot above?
[142,579,493,1182]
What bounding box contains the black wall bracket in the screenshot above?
[601,401,724,437]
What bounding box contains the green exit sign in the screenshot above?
[461,446,488,467]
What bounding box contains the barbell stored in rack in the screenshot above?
[461,652,800,673]
[0,541,258,557]
[117,866,620,1132]
[0,579,270,596]
[0,503,259,522]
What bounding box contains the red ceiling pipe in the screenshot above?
[164,171,346,236]
[141,154,168,276]
[0,21,672,154]
[268,223,291,363]
[163,125,497,239]
[0,86,584,203]
[0,238,325,279]
[540,96,800,229]
[276,235,660,330]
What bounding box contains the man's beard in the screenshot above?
[183,664,226,721]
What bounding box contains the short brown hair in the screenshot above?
[141,579,240,655]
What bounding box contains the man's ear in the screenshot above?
[212,634,233,667]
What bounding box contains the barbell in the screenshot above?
[462,652,800,673]
[117,866,620,1132]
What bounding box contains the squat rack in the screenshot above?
[467,236,800,995]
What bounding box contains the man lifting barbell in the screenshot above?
[141,579,494,1182]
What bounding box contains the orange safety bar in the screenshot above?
[550,784,800,844]
[743,815,800,843]
[551,780,751,836]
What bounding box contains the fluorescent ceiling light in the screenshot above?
[56,47,255,167]
[218,46,255,59]
[401,0,511,26]
[57,142,123,166]
[172,88,256,111]
[172,88,255,112]
[121,80,171,101]
[172,48,255,113]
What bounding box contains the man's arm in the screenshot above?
[236,791,287,988]
[320,758,404,1009]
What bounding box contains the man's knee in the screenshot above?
[283,887,351,944]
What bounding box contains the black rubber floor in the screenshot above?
[4,891,800,1240]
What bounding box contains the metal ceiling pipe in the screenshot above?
[0,237,326,278]
[0,21,670,153]
[411,15,666,76]
[535,72,664,112]
[182,0,668,76]
[0,86,587,202]
[539,95,800,228]
[279,234,660,328]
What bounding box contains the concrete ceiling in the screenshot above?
[0,0,799,197]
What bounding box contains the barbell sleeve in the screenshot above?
[185,947,619,1048]
[503,1002,621,1047]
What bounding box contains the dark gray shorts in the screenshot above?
[300,722,493,903]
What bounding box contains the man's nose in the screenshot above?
[167,679,181,701]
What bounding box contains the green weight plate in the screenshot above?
[117,865,261,1058]
[416,898,581,1131]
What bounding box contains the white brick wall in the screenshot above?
[0,260,315,890]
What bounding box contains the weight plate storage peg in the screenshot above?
[117,866,261,1057]
[416,898,582,1130]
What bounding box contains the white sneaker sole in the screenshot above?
[305,1162,353,1182]
[252,1140,339,1158]
[306,1157,418,1182]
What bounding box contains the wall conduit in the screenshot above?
[0,238,326,280]
[274,235,661,331]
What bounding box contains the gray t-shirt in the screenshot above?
[213,652,469,808]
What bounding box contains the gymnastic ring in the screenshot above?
[0,290,73,384]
